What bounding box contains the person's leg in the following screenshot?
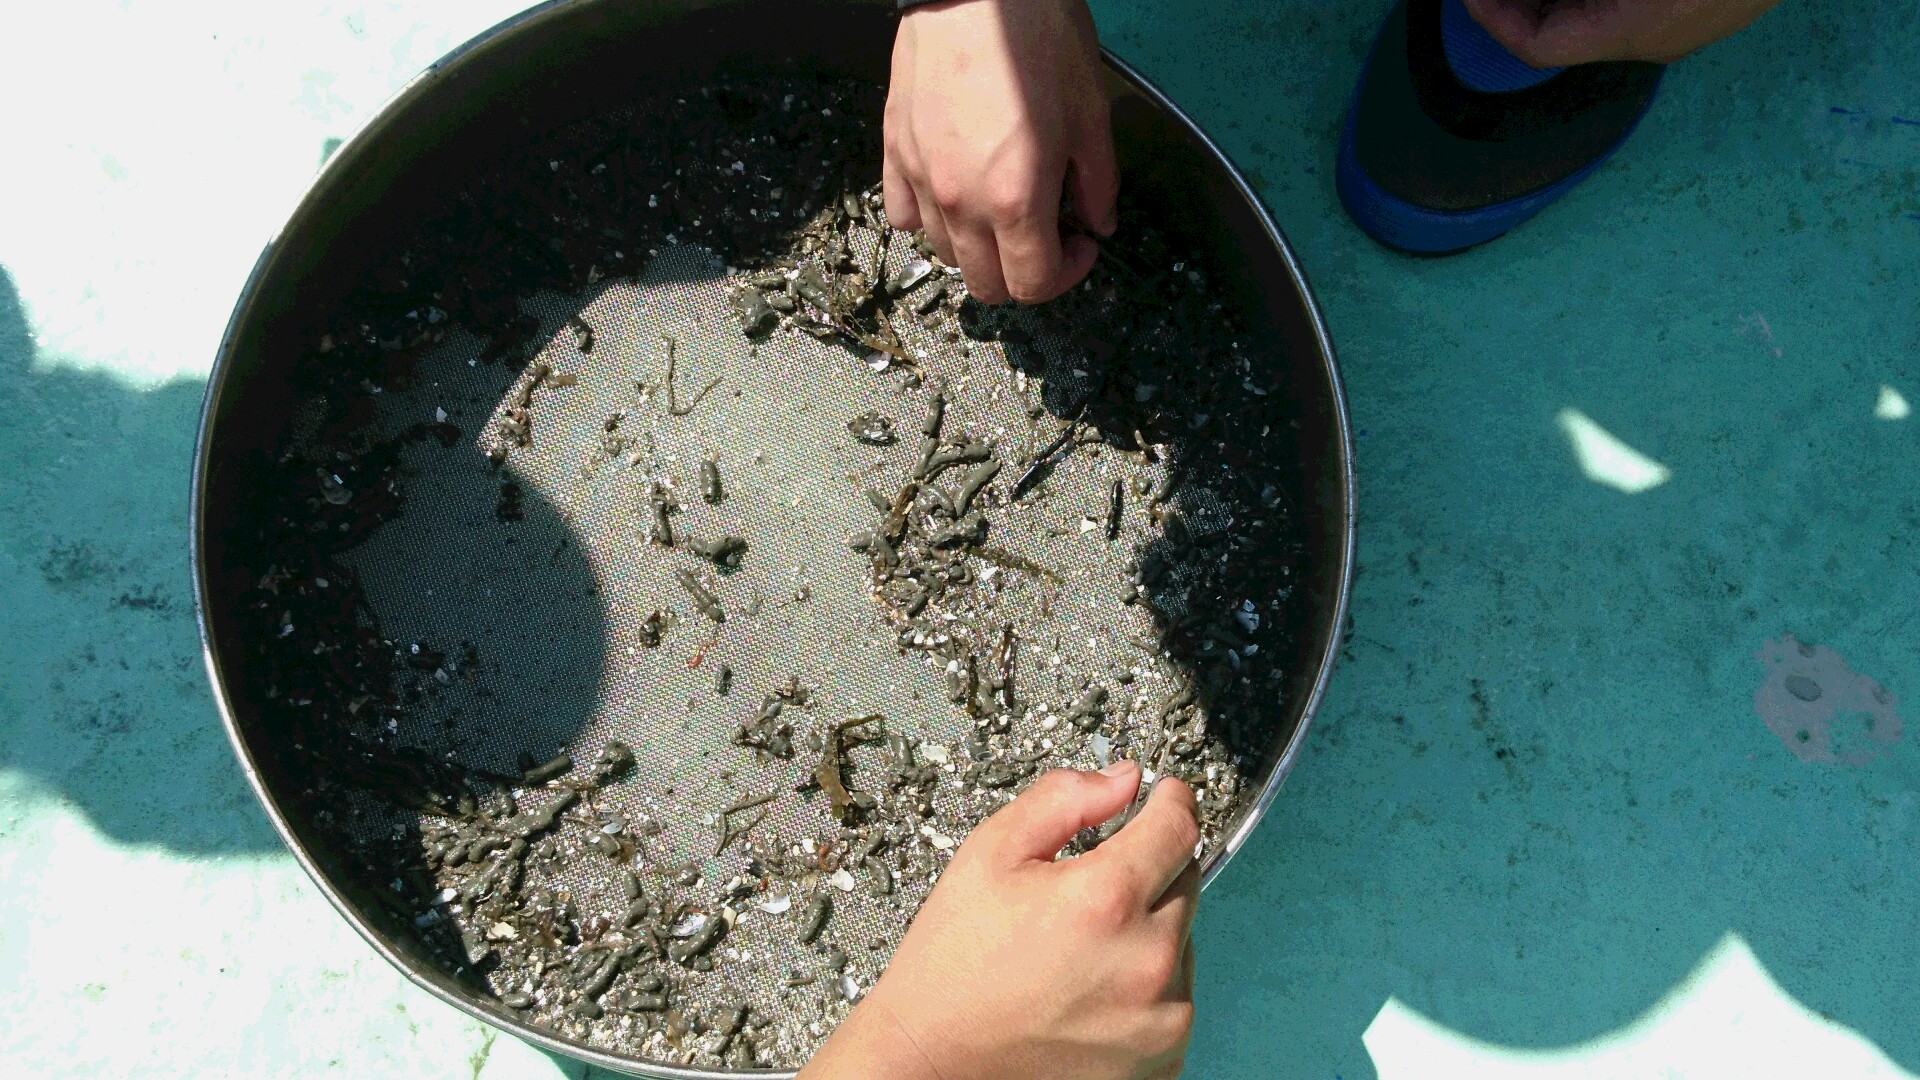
[1338,0,1784,254]
[1462,0,1787,67]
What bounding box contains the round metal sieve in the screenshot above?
[191,1,1353,1076]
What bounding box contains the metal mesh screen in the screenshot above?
[316,234,1253,1066]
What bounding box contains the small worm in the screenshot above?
[954,460,1002,517]
[675,568,725,622]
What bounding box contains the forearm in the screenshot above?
[798,996,947,1080]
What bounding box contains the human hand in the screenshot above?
[1463,0,1787,66]
[799,761,1200,1080]
[883,0,1118,305]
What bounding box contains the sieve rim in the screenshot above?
[190,1,1354,1076]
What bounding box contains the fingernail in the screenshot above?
[1098,759,1136,777]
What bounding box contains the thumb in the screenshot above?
[974,762,1142,865]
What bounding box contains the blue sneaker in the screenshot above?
[1337,0,1664,254]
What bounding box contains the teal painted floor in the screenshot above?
[1,2,1915,1078]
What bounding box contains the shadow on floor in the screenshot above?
[0,263,284,854]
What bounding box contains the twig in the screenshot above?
[1009,406,1089,501]
[716,807,768,856]
[722,790,781,816]
[660,335,721,416]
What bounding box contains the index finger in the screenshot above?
[1090,776,1200,905]
[1066,130,1118,238]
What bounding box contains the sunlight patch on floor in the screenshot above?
[1875,385,1910,421]
[0,768,563,1078]
[0,1,529,388]
[1555,408,1672,494]
[1363,933,1918,1080]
